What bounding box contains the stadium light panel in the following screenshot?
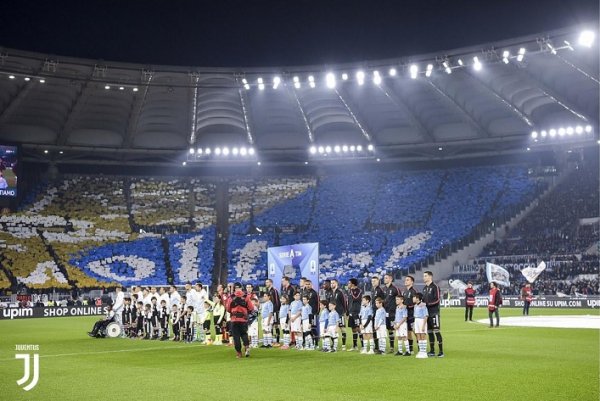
[566,127,574,136]
[558,127,566,136]
[575,126,583,134]
[44,150,48,154]
[8,75,15,79]
[342,145,348,152]
[105,85,110,90]
[308,75,315,88]
[233,148,239,155]
[318,146,324,154]
[547,43,557,54]
[517,48,526,62]
[215,147,221,155]
[350,145,356,152]
[222,147,230,156]
[373,70,382,85]
[325,146,332,153]
[425,64,433,77]
[438,147,443,151]
[367,144,374,151]
[531,131,538,139]
[273,76,281,89]
[182,161,187,166]
[304,161,308,165]
[24,77,31,81]
[585,125,593,133]
[549,129,557,137]
[248,148,255,156]
[473,56,482,71]
[244,84,250,90]
[39,79,45,83]
[410,64,418,79]
[133,87,139,92]
[293,76,301,88]
[356,70,365,85]
[457,59,464,66]
[356,145,363,152]
[240,147,247,156]
[334,145,341,153]
[309,146,317,154]
[189,148,195,154]
[376,158,381,162]
[502,50,510,64]
[257,161,261,166]
[326,72,336,89]
[119,86,124,90]
[205,148,211,155]
[579,30,595,47]
[197,148,203,155]
[540,130,547,137]
[341,73,348,81]
[389,68,397,76]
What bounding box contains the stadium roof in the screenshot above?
[0,26,598,166]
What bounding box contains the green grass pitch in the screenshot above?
[0,308,598,401]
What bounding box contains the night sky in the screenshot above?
[0,0,598,67]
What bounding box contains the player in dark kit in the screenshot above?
[382,273,400,353]
[422,271,444,357]
[265,279,281,345]
[330,279,348,349]
[370,276,385,350]
[346,278,363,351]
[402,275,417,354]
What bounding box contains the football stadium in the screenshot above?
[0,2,598,400]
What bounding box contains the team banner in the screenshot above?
[448,279,468,293]
[440,296,600,309]
[521,261,547,283]
[486,262,510,287]
[267,242,319,291]
[0,305,108,320]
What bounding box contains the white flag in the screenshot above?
[520,261,546,284]
[486,262,510,287]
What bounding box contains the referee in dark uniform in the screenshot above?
[402,275,417,354]
[422,270,444,357]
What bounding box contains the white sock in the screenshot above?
[369,339,375,351]
[404,340,410,353]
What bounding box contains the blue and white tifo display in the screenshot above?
[0,144,18,197]
[267,243,319,290]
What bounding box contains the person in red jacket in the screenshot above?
[464,281,476,322]
[521,283,533,316]
[488,282,502,328]
[226,283,255,358]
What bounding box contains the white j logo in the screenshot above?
[16,353,39,391]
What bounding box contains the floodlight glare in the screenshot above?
[389,68,397,76]
[356,70,365,85]
[8,75,15,79]
[585,125,593,133]
[39,79,45,83]
[197,148,203,155]
[575,126,583,134]
[531,131,538,139]
[341,73,349,80]
[373,71,382,85]
[425,64,433,77]
[222,147,230,156]
[326,72,336,89]
[182,161,187,166]
[205,148,211,155]
[334,145,341,153]
[356,145,363,152]
[367,144,374,151]
[242,78,248,84]
[342,145,348,152]
[240,147,247,156]
[309,146,317,154]
[273,76,281,89]
[558,128,566,136]
[350,145,356,152]
[579,30,595,47]
[248,148,255,155]
[133,87,139,92]
[540,130,547,137]
[257,77,264,84]
[119,86,124,91]
[189,148,195,154]
[232,147,239,155]
[457,59,464,66]
[549,129,557,137]
[473,56,482,71]
[215,147,221,155]
[410,64,418,79]
[318,146,325,154]
[244,84,250,90]
[566,126,574,135]
[325,146,332,153]
[105,85,110,90]
[24,77,31,81]
[517,48,526,62]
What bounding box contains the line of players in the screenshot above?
[115,270,444,358]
